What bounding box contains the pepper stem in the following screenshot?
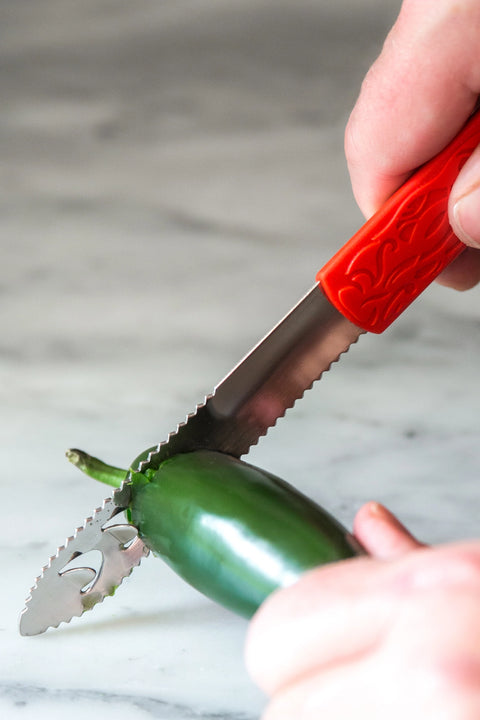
[66,448,128,488]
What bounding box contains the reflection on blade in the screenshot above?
[136,284,363,473]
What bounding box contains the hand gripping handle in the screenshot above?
[317,110,480,333]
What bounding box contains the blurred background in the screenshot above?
[1,0,402,520]
[2,1,480,718]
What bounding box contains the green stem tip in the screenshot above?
[66,448,128,488]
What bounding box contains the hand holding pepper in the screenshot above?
[246,2,480,715]
[246,502,480,719]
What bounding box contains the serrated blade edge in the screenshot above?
[136,284,364,473]
[19,481,149,636]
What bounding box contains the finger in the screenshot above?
[436,247,480,291]
[450,143,480,249]
[345,0,480,218]
[353,502,423,560]
[247,542,480,704]
[261,654,386,720]
[245,556,393,695]
[258,649,461,720]
[261,603,480,720]
[259,580,480,720]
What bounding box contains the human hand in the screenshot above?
[246,502,480,719]
[345,0,480,290]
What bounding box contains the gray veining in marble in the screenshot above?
[2,1,480,718]
[0,682,255,719]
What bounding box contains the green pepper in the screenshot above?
[68,448,363,618]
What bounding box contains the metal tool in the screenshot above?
[19,108,480,635]
[19,482,148,636]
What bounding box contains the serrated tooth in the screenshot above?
[136,316,362,472]
[21,286,364,634]
[19,481,149,636]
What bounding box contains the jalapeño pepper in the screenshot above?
[68,448,363,617]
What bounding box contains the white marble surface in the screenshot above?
[3,1,480,718]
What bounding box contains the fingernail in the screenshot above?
[452,185,480,248]
[366,501,389,518]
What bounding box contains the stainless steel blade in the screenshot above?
[136,284,363,473]
[19,481,149,636]
[20,283,361,635]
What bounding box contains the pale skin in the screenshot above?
[246,504,480,718]
[245,1,480,717]
[347,0,480,290]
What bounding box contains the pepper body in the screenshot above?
[129,450,362,617]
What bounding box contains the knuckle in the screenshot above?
[404,545,480,593]
[437,547,480,587]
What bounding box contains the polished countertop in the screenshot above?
[2,1,480,718]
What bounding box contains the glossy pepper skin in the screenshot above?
[132,451,362,617]
[69,449,363,618]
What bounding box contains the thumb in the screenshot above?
[353,502,424,560]
[450,143,480,249]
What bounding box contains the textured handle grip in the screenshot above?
[317,110,480,333]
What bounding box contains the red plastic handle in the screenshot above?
[317,110,480,333]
